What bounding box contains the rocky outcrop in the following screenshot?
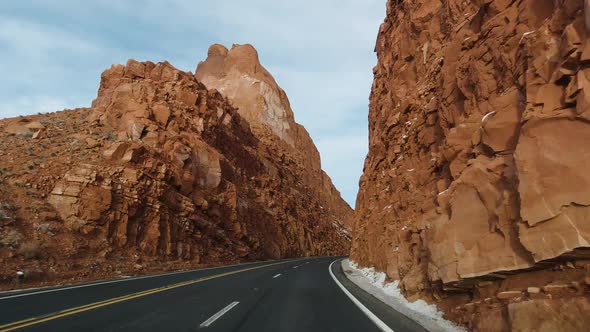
[195,44,352,229]
[351,0,590,330]
[196,44,296,144]
[0,58,349,289]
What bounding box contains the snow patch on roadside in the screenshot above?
[344,259,465,332]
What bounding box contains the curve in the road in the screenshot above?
[0,261,287,332]
[0,257,427,332]
[329,260,394,332]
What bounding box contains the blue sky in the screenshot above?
[0,0,385,207]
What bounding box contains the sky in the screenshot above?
[0,0,385,207]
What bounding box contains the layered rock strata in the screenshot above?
[195,44,352,229]
[0,57,350,289]
[351,0,590,330]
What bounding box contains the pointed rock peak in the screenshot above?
[225,44,261,74]
[198,43,270,80]
[195,43,353,228]
[198,43,265,80]
[208,43,228,57]
[195,43,294,145]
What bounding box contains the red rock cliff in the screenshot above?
[195,44,353,229]
[352,1,590,330]
[0,58,350,289]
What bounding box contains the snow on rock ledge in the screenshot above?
[343,259,465,332]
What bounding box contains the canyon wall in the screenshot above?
[0,55,350,288]
[195,44,352,228]
[351,0,590,330]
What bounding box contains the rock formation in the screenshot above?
[195,44,352,229]
[0,54,350,289]
[351,0,590,330]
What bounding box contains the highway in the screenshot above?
[0,257,426,332]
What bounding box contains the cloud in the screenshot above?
[0,96,79,118]
[268,66,372,133]
[0,18,100,58]
[0,0,386,207]
[315,133,368,206]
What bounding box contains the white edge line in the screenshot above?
[199,301,240,327]
[0,257,309,300]
[329,259,395,332]
[272,273,282,279]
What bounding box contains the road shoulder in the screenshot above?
[330,258,429,332]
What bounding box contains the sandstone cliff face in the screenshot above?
[195,44,352,229]
[0,58,349,289]
[351,0,590,330]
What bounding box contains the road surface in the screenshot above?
[0,257,426,331]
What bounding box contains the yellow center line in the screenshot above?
[0,261,288,332]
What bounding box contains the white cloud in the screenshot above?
[316,134,368,205]
[0,96,84,119]
[0,17,101,60]
[269,66,372,132]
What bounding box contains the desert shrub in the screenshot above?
[16,131,33,138]
[0,230,22,247]
[1,202,15,211]
[17,242,42,260]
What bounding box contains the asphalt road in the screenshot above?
[0,257,427,332]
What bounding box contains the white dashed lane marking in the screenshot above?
[199,301,240,328]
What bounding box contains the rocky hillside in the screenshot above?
[195,44,352,229]
[0,56,350,289]
[351,0,590,330]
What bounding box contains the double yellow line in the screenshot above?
[0,261,284,331]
